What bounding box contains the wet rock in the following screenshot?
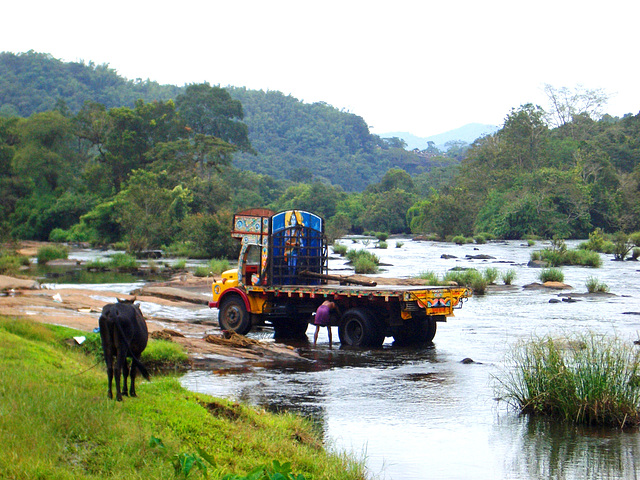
[523,282,572,290]
[465,254,495,260]
[441,254,457,259]
[527,259,548,268]
[562,297,580,303]
[623,312,640,316]
[461,358,475,364]
[0,274,40,291]
[549,298,561,303]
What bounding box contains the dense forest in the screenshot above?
[1,51,639,258]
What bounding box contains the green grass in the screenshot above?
[539,268,564,283]
[586,276,610,293]
[482,267,499,284]
[36,244,68,265]
[195,258,232,277]
[0,316,365,480]
[332,243,348,256]
[0,250,30,275]
[494,333,640,427]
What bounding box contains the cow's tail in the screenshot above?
[115,319,151,381]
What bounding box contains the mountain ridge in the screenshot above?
[381,123,499,150]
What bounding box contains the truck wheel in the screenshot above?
[416,316,437,343]
[273,317,309,339]
[219,296,252,335]
[338,308,384,347]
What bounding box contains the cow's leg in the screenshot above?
[115,348,126,402]
[99,316,114,400]
[129,362,138,397]
[121,359,130,397]
[105,353,114,400]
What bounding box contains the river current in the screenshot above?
[180,238,640,480]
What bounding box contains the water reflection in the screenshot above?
[500,416,640,480]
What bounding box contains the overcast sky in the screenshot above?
[4,0,639,137]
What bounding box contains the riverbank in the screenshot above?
[0,272,303,367]
[0,317,366,480]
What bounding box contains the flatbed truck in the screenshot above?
[209,209,471,347]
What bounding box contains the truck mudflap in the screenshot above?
[406,287,472,316]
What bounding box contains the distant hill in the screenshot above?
[382,123,499,150]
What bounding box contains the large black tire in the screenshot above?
[416,316,437,343]
[393,316,438,345]
[338,308,385,347]
[273,317,309,339]
[218,296,252,335]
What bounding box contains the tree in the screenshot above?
[176,83,252,152]
[543,84,610,129]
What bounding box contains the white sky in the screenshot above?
[3,0,640,137]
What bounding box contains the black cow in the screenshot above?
[99,297,150,401]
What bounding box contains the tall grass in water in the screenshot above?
[444,269,487,295]
[346,249,379,274]
[494,333,640,427]
[36,245,68,264]
[539,268,564,283]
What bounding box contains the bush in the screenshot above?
[347,249,380,274]
[501,269,517,285]
[474,234,487,244]
[539,268,564,283]
[633,248,640,261]
[36,245,68,265]
[209,258,231,274]
[395,241,404,248]
[452,235,466,245]
[586,276,610,293]
[375,232,389,242]
[494,333,640,427]
[376,241,388,249]
[0,252,27,275]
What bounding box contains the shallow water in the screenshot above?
[181,239,640,479]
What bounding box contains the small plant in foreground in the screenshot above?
[494,333,640,427]
[585,276,610,293]
[539,268,564,283]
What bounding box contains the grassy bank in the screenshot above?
[0,316,365,480]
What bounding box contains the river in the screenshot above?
[178,238,640,480]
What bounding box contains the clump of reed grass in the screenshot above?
[107,252,138,270]
[482,267,499,284]
[501,269,517,285]
[494,333,640,427]
[539,268,564,283]
[586,276,610,293]
[395,241,404,248]
[417,271,444,286]
[444,268,487,295]
[376,241,388,249]
[332,243,348,256]
[0,250,30,274]
[452,235,473,245]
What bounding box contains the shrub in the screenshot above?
[530,247,602,268]
[633,248,640,261]
[36,245,68,265]
[474,234,487,244]
[375,232,389,242]
[539,268,564,283]
[395,241,404,248]
[452,235,466,245]
[586,276,610,293]
[172,259,187,270]
[194,266,210,277]
[353,256,378,274]
[494,333,640,427]
[0,253,24,275]
[501,269,517,285]
[376,241,388,249]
